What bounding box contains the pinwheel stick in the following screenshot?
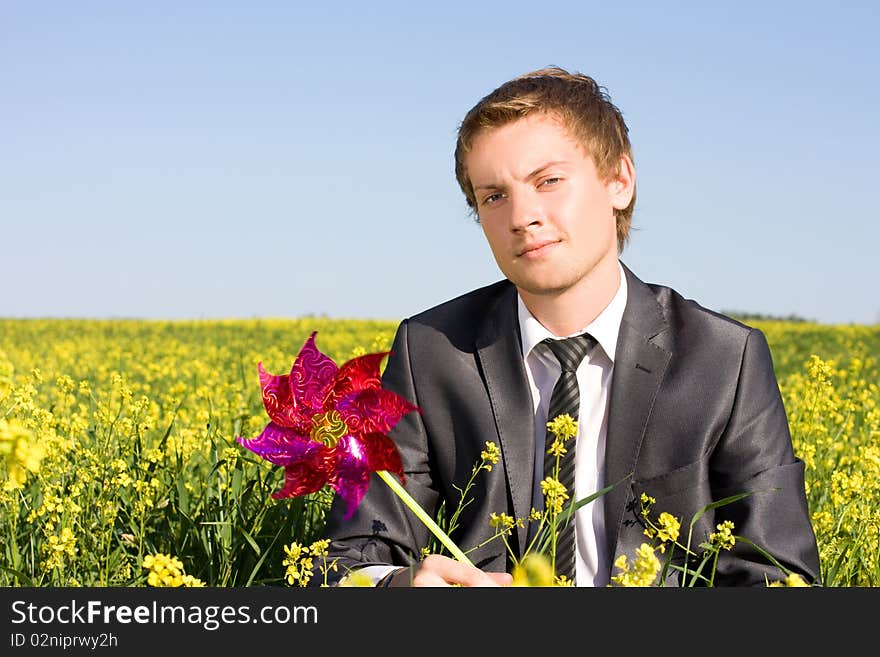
[376,470,474,566]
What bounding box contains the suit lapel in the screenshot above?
[475,283,535,556]
[603,263,672,563]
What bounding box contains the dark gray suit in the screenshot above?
[320,262,821,586]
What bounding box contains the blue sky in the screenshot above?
[2,1,878,325]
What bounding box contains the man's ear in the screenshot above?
[608,154,636,210]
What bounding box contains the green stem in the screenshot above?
[709,550,719,587]
[376,470,473,566]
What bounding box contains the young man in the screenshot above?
[318,66,821,587]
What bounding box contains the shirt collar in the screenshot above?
[517,260,628,363]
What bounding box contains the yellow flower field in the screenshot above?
[0,317,877,586]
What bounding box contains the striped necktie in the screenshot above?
[542,333,597,584]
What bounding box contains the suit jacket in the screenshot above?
[319,262,821,586]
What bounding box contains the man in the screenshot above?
[318,66,821,587]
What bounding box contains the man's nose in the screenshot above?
[508,190,544,231]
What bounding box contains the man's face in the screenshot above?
[465,113,633,300]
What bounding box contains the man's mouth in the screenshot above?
[518,240,559,258]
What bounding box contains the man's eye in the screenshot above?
[483,193,504,205]
[541,177,561,187]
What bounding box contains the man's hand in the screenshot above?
[386,554,512,587]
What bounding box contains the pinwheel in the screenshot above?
[238,331,471,563]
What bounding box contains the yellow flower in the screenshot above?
[142,553,204,587]
[709,520,736,551]
[610,543,661,587]
[655,512,681,544]
[0,349,14,400]
[281,539,337,587]
[546,413,578,441]
[480,441,500,470]
[547,436,567,458]
[181,574,205,587]
[638,493,656,518]
[540,476,569,515]
[339,570,374,587]
[0,418,46,489]
[489,512,516,532]
[309,538,331,557]
[511,553,556,587]
[769,572,811,587]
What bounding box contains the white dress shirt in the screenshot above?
[517,261,627,586]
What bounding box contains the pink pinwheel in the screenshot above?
[237,331,418,519]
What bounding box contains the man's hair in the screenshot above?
[454,66,636,252]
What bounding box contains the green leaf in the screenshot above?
[734,535,796,581]
[688,489,773,532]
[0,564,33,586]
[240,528,261,556]
[176,476,190,515]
